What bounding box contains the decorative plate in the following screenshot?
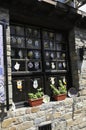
[28,62,33,68]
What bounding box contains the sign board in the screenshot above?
[0,24,5,103]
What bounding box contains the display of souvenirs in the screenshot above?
[11,26,67,73]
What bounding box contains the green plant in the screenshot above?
[50,80,67,95]
[28,88,44,99]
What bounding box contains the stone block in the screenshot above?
[2,118,16,128]
[31,106,40,113]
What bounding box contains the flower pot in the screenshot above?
[28,98,43,107]
[53,94,66,101]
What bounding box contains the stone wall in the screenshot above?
[0,8,12,105]
[0,97,86,130]
[74,27,86,95]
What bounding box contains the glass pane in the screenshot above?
[16,26,24,36]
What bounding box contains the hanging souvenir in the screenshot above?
[14,62,20,71]
[50,41,53,48]
[28,62,33,68]
[27,28,32,34]
[11,36,16,44]
[45,52,49,58]
[34,40,39,47]
[44,41,49,48]
[11,50,15,57]
[49,32,54,39]
[34,62,39,69]
[63,62,66,68]
[46,62,50,66]
[18,50,23,59]
[57,52,60,59]
[50,77,55,85]
[34,30,38,36]
[33,79,38,89]
[50,53,54,59]
[58,62,62,69]
[28,51,33,58]
[17,37,22,44]
[62,53,66,59]
[34,51,40,59]
[51,62,55,69]
[27,39,32,47]
[16,80,23,91]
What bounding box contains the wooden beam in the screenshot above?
[38,0,57,6]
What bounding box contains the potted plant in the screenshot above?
[28,88,44,107]
[50,80,67,101]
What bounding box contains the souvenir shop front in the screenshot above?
[0,0,83,109]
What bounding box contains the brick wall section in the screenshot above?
[0,97,86,130]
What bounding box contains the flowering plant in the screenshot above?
[50,80,67,95]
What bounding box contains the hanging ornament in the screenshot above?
[17,80,23,91]
[14,62,20,71]
[33,79,38,89]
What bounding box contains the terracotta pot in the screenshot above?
[28,98,43,107]
[53,94,66,101]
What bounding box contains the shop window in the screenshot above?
[10,25,69,104]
